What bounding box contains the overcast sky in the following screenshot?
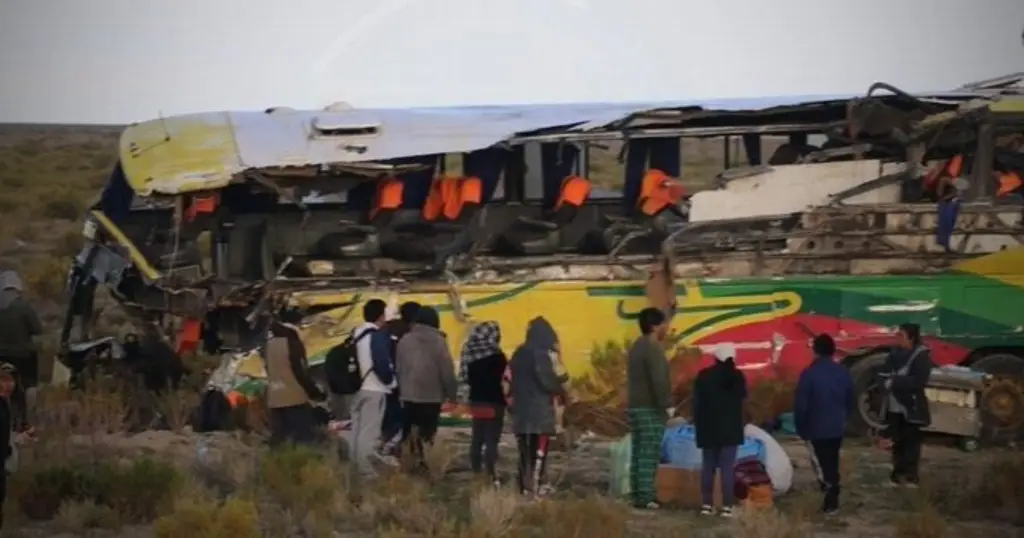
[0,0,1021,124]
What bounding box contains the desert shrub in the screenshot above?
[893,498,948,538]
[12,456,182,523]
[93,457,183,521]
[257,445,345,517]
[52,500,122,533]
[153,496,261,538]
[517,495,628,538]
[40,191,83,221]
[20,255,71,300]
[12,465,103,520]
[930,450,1024,525]
[728,506,812,538]
[466,485,520,537]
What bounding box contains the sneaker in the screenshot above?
[492,479,502,489]
[538,484,556,497]
[904,481,919,489]
[634,501,661,510]
[720,506,735,518]
[823,508,839,518]
[375,452,400,468]
[700,504,714,516]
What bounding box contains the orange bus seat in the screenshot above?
[554,175,592,211]
[445,176,483,220]
[997,171,1023,197]
[185,194,220,223]
[423,176,480,222]
[638,169,686,216]
[369,177,405,220]
[423,176,458,222]
[176,318,202,356]
[923,155,964,191]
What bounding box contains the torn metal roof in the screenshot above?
[117,89,993,196]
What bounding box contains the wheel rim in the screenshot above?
[858,374,888,430]
[981,378,1024,433]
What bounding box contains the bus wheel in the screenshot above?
[972,352,1024,444]
[846,352,889,436]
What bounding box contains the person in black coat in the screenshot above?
[692,344,747,518]
[882,323,933,487]
[459,321,508,485]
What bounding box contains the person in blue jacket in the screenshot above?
[794,333,855,516]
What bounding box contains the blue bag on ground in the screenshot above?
[661,423,766,469]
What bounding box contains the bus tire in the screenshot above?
[846,352,889,437]
[971,352,1024,444]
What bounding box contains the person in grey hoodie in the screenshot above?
[395,305,458,472]
[508,317,569,497]
[0,271,41,431]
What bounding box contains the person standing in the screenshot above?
[349,299,397,478]
[460,321,508,486]
[882,323,933,488]
[508,317,568,497]
[395,305,458,473]
[0,271,42,431]
[693,343,747,518]
[625,307,673,510]
[263,313,326,447]
[376,301,422,463]
[794,334,855,516]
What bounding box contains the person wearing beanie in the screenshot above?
[795,333,855,516]
[625,307,673,510]
[692,343,747,518]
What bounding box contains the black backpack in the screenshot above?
[324,328,376,395]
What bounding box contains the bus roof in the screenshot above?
[118,90,985,196]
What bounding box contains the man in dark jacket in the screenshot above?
[693,344,747,518]
[0,271,42,431]
[625,307,673,510]
[794,334,855,515]
[395,305,457,473]
[264,314,327,447]
[882,323,933,487]
[508,317,567,497]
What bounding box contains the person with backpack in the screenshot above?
[264,312,326,447]
[338,299,395,478]
[881,323,933,488]
[693,343,747,518]
[396,305,457,473]
[794,333,855,516]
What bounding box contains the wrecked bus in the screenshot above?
[64,78,1024,439]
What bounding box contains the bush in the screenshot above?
[13,465,102,520]
[13,456,182,523]
[94,457,183,522]
[258,445,345,516]
[153,497,261,538]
